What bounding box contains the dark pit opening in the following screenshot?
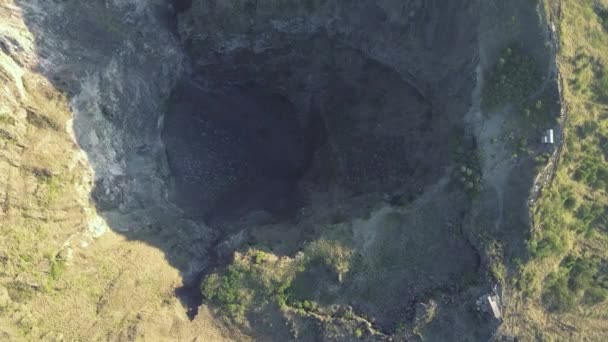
[163,80,326,225]
[162,37,439,231]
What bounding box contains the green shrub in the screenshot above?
[291,299,319,313]
[0,115,16,125]
[355,328,363,338]
[274,280,291,309]
[254,250,266,265]
[201,266,249,322]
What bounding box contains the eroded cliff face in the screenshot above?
[0,0,556,340]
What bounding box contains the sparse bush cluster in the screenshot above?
[200,249,291,323]
[569,49,608,103]
[456,164,483,195]
[482,45,542,111]
[451,141,483,197]
[568,53,596,95]
[291,299,319,315]
[543,256,608,312]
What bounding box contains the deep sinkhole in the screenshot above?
[162,81,324,225]
[161,38,436,230]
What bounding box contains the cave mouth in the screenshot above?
[162,36,437,228]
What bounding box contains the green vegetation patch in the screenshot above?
[524,2,608,320]
[482,45,543,111]
[201,264,253,322]
[542,255,608,312]
[530,185,575,258]
[201,240,354,323]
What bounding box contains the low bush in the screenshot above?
[355,328,363,338]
